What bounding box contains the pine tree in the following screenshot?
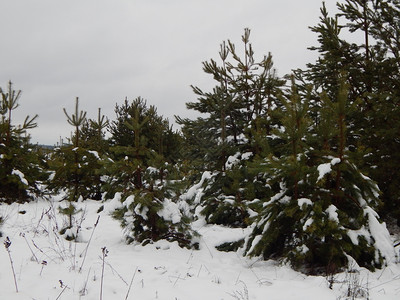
[75,108,110,200]
[245,78,313,265]
[339,0,400,223]
[112,177,198,249]
[0,81,41,203]
[302,0,400,224]
[179,28,284,172]
[47,97,92,238]
[107,97,195,248]
[246,76,395,274]
[179,29,285,229]
[80,108,109,153]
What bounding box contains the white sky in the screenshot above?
[0,0,338,145]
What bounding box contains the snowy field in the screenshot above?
[1,197,400,300]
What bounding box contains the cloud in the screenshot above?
[1,0,333,144]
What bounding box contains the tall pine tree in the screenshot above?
[301,0,400,224]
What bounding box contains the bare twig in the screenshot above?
[55,280,68,300]
[31,239,57,263]
[33,207,52,237]
[40,260,47,276]
[79,215,100,273]
[125,267,138,300]
[100,247,108,300]
[70,206,87,270]
[104,260,128,285]
[20,232,39,263]
[80,267,91,296]
[4,237,18,292]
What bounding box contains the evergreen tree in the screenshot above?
[80,108,109,153]
[178,28,284,172]
[107,97,195,248]
[48,98,88,200]
[112,174,198,249]
[77,108,110,200]
[339,0,400,223]
[246,77,395,274]
[179,29,284,228]
[0,81,41,203]
[46,97,104,238]
[48,102,109,203]
[301,0,400,223]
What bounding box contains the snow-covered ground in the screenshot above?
[1,197,399,299]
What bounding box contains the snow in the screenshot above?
[326,204,339,223]
[0,198,400,299]
[181,171,212,203]
[102,192,123,214]
[242,152,253,160]
[317,163,332,182]
[331,158,341,165]
[123,194,135,208]
[11,169,28,185]
[146,167,158,174]
[347,226,369,246]
[346,207,397,264]
[88,150,100,160]
[298,198,312,209]
[225,152,253,170]
[157,199,182,224]
[317,158,341,182]
[134,203,149,220]
[247,234,263,254]
[364,207,397,264]
[225,153,240,170]
[303,218,314,231]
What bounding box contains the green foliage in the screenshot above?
[105,97,196,248]
[58,202,82,240]
[178,28,285,172]
[216,238,245,252]
[47,97,108,235]
[112,168,199,249]
[245,78,389,274]
[50,99,110,202]
[47,146,105,200]
[63,97,87,148]
[199,170,250,228]
[109,97,181,163]
[104,97,182,197]
[179,29,286,231]
[302,0,400,222]
[48,98,89,201]
[80,108,109,153]
[3,1,399,275]
[0,81,42,203]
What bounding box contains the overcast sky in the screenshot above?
[0,0,338,145]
